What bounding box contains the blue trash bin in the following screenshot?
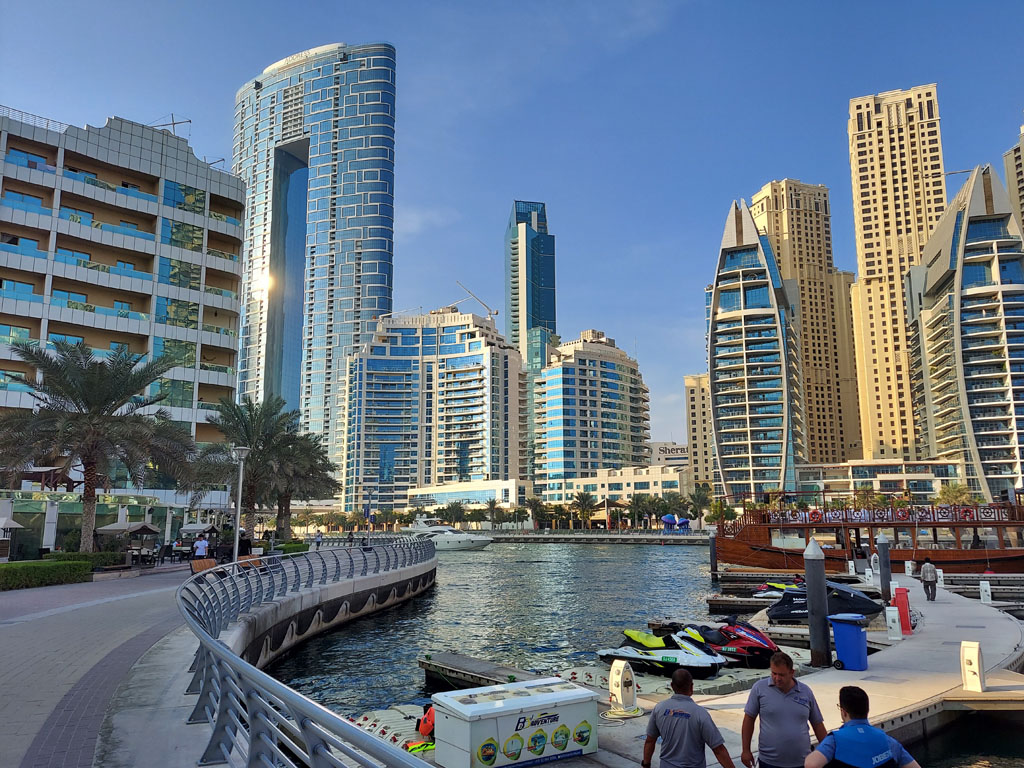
[828,613,869,671]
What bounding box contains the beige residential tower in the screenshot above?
[751,179,860,462]
[848,84,947,459]
[684,373,714,485]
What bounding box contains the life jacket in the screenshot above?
[826,722,898,768]
[417,705,435,739]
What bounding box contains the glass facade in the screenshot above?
[707,202,804,501]
[337,311,522,514]
[234,43,396,462]
[908,167,1024,501]
[533,332,650,502]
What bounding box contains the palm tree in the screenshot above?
[0,341,194,552]
[627,494,651,529]
[687,484,712,530]
[271,433,339,541]
[571,491,599,529]
[484,498,502,527]
[705,499,738,525]
[662,491,691,520]
[525,497,547,529]
[441,501,466,524]
[935,482,973,506]
[208,395,299,532]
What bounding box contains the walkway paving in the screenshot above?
[94,577,1024,768]
[0,571,188,768]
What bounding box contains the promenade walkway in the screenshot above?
[0,570,188,768]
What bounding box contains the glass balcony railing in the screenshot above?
[0,288,43,302]
[206,247,239,262]
[58,209,156,241]
[0,241,47,259]
[50,297,149,322]
[54,251,152,279]
[4,152,56,173]
[203,286,237,300]
[200,362,235,375]
[201,324,236,337]
[197,402,220,410]
[0,380,33,392]
[1,197,52,216]
[208,211,242,227]
[62,170,158,202]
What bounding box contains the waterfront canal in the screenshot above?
[269,542,715,713]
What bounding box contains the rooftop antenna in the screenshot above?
[455,281,498,320]
[151,113,192,137]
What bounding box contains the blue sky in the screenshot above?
[2,0,1021,442]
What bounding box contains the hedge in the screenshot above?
[278,541,310,554]
[43,552,126,568]
[0,560,92,590]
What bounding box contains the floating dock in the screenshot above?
[489,532,709,545]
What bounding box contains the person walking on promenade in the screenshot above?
[804,686,920,768]
[741,652,827,768]
[192,533,209,560]
[643,668,736,768]
[919,557,938,602]
[237,529,252,557]
[347,530,355,546]
[315,530,324,550]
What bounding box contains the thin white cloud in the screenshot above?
[394,203,462,243]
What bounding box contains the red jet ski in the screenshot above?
[662,616,779,669]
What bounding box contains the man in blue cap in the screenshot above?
[804,686,919,768]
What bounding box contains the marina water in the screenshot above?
[269,542,714,713]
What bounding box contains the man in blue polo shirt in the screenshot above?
[741,652,827,768]
[805,686,920,768]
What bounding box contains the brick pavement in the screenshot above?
[0,572,187,768]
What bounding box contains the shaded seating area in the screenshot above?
[94,521,161,566]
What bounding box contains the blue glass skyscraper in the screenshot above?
[233,43,396,459]
[505,201,556,479]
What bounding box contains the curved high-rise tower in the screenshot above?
[707,202,804,501]
[908,166,1024,501]
[233,42,396,454]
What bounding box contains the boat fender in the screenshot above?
[405,741,436,753]
[417,705,435,739]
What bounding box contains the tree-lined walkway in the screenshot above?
[0,572,186,768]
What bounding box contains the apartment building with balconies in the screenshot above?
[0,105,244,503]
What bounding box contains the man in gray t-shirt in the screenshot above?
[643,668,736,768]
[741,652,826,768]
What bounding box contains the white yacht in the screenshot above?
[401,518,493,551]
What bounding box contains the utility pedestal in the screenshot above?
[876,533,892,603]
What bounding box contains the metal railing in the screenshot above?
[176,540,435,767]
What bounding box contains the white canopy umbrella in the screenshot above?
[179,523,219,536]
[0,517,24,532]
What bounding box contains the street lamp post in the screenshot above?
[231,445,251,563]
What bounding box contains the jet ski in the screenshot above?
[596,629,726,679]
[660,617,779,669]
[766,582,882,624]
[753,577,805,598]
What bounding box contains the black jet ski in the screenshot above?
[596,629,727,679]
[766,581,882,624]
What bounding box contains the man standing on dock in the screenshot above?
[804,686,919,768]
[741,652,827,768]
[643,668,736,768]
[919,557,938,602]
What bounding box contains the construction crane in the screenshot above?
[455,281,499,320]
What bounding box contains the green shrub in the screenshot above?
[43,552,125,568]
[0,560,92,590]
[279,541,310,554]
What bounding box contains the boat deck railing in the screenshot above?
[175,539,434,767]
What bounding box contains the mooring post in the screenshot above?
[709,532,718,582]
[804,538,831,668]
[876,533,892,603]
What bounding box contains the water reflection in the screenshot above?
[269,543,714,713]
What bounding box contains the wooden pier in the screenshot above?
[490,532,710,545]
[417,652,543,690]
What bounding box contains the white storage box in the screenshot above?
[432,677,599,768]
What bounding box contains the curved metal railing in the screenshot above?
[176,540,436,767]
